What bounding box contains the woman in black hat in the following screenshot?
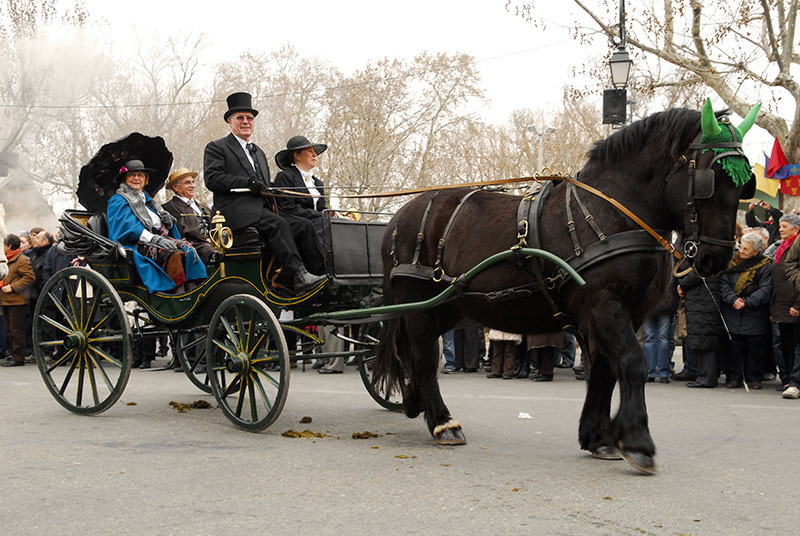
[273,136,329,241]
[107,160,207,294]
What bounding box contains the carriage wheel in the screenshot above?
[33,266,131,415]
[206,294,289,431]
[356,323,404,412]
[175,328,211,393]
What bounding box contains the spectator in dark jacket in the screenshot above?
[746,200,783,245]
[769,214,800,392]
[679,271,724,388]
[720,233,773,389]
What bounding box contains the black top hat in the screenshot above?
[275,135,328,170]
[117,159,156,182]
[224,92,259,122]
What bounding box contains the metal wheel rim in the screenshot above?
[33,266,131,415]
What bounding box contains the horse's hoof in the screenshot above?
[433,419,466,445]
[590,446,622,460]
[618,443,656,474]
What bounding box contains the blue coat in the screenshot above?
[107,193,207,293]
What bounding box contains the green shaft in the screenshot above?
[286,248,585,326]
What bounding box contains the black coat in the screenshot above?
[719,255,773,336]
[746,207,782,245]
[203,133,272,231]
[680,272,723,350]
[771,239,800,324]
[273,166,326,219]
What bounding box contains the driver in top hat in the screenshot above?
[203,92,326,294]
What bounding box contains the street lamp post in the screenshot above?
[602,0,633,125]
[526,125,556,172]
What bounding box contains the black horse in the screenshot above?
[372,102,759,473]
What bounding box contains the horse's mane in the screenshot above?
[587,108,730,165]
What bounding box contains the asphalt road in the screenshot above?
[1,360,797,536]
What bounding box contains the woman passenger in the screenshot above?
[107,160,206,294]
[273,135,329,242]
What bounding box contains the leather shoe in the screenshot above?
[486,373,502,378]
[293,267,326,294]
[318,368,342,374]
[1,360,24,367]
[686,381,715,388]
[671,371,696,381]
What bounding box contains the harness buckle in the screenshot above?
[566,220,576,232]
[684,240,699,259]
[432,266,444,283]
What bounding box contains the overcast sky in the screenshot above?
[81,0,590,124]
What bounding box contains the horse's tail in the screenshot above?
[371,285,407,401]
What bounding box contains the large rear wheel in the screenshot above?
[355,322,403,412]
[175,327,211,393]
[206,295,289,431]
[33,266,131,415]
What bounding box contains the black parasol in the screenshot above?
[77,132,173,213]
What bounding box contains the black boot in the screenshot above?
[293,267,326,294]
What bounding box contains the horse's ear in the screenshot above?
[740,175,756,200]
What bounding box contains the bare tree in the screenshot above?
[511,0,800,159]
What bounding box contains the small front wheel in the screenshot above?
[206,295,289,431]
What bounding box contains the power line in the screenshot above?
[0,38,576,110]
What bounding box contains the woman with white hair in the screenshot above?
[720,233,773,389]
[768,214,800,395]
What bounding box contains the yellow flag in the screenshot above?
[753,163,780,198]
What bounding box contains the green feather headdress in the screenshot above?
[699,98,761,187]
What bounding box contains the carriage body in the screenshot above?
[35,207,391,429]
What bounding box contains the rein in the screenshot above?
[266,174,684,263]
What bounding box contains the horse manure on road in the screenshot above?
[282,429,327,438]
[352,431,381,439]
[169,400,213,413]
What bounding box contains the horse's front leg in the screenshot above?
[405,320,466,445]
[586,299,656,473]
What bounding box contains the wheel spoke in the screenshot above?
[79,277,88,329]
[86,344,123,368]
[86,349,116,390]
[38,340,65,347]
[46,349,75,374]
[224,375,243,397]
[234,375,247,417]
[40,314,74,336]
[87,335,124,343]
[82,292,100,331]
[58,354,80,395]
[76,354,86,406]
[211,337,237,357]
[64,278,81,331]
[253,367,281,388]
[85,309,114,338]
[247,308,256,353]
[46,294,77,331]
[247,332,267,358]
[220,316,241,352]
[84,352,101,406]
[235,305,247,352]
[248,375,258,422]
[251,373,272,412]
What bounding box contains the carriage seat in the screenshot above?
[87,212,109,237]
[223,227,262,258]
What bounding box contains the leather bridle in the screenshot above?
[666,117,748,265]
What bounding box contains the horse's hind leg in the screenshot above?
[584,297,656,473]
[578,353,622,460]
[404,315,466,445]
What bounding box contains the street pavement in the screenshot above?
[1,358,798,536]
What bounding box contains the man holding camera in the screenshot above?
[746,199,783,245]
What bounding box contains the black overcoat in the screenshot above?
[273,166,326,219]
[680,272,724,350]
[203,133,271,231]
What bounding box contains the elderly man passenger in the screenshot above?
[161,168,214,264]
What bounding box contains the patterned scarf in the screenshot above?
[115,182,174,233]
[726,253,771,295]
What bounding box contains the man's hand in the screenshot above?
[790,307,800,317]
[1,286,12,294]
[677,285,684,297]
[248,179,266,194]
[734,297,746,310]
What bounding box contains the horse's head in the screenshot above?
[667,99,760,277]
